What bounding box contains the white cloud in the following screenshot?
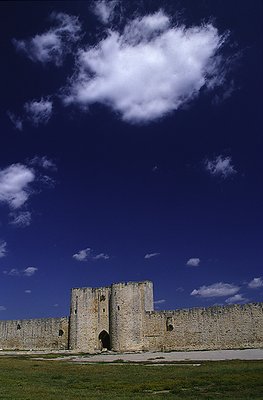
[0,241,7,258]
[205,155,236,178]
[3,267,38,277]
[7,111,23,131]
[25,289,31,294]
[225,294,248,304]
[23,267,38,277]
[29,156,56,170]
[154,299,166,305]
[73,247,110,261]
[0,306,7,311]
[248,277,263,289]
[73,248,91,261]
[144,252,160,259]
[93,0,118,24]
[9,211,32,227]
[3,268,20,276]
[93,253,110,260]
[0,164,35,209]
[13,12,82,66]
[191,282,240,298]
[24,99,53,126]
[186,257,200,267]
[63,10,229,124]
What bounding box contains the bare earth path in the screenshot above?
[1,348,263,362]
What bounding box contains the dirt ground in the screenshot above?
[1,348,263,362]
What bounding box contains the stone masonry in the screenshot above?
[0,281,262,351]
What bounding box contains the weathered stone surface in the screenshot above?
[0,281,262,352]
[0,317,68,350]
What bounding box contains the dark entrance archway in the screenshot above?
[99,330,111,350]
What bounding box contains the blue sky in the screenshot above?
[0,0,262,319]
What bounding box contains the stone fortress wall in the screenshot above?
[0,317,69,350]
[0,281,262,352]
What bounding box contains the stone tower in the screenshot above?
[110,281,153,352]
[69,281,153,352]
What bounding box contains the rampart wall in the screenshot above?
[0,317,69,350]
[143,303,263,351]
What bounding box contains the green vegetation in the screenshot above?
[0,356,262,399]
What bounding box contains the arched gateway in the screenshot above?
[99,330,111,350]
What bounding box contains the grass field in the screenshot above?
[0,356,262,399]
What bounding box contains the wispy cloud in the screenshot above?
[191,282,240,298]
[225,293,248,304]
[73,247,110,261]
[63,10,230,124]
[9,211,32,227]
[25,289,32,294]
[205,155,236,179]
[92,0,118,24]
[248,277,263,289]
[7,111,23,131]
[0,240,7,258]
[29,156,57,170]
[144,252,160,259]
[24,98,53,126]
[154,299,166,305]
[186,257,200,267]
[0,306,7,311]
[0,164,35,209]
[3,267,38,277]
[13,12,82,66]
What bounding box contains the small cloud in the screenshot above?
[92,0,118,24]
[205,155,236,179]
[9,211,32,227]
[93,253,110,260]
[154,299,166,305]
[176,287,184,292]
[7,111,23,131]
[53,303,59,307]
[29,156,57,171]
[191,282,240,298]
[225,293,248,304]
[152,165,158,172]
[23,267,38,277]
[73,248,91,261]
[25,289,31,294]
[24,98,53,126]
[4,268,20,276]
[0,163,35,209]
[186,257,200,267]
[144,252,160,259]
[13,12,82,66]
[0,306,7,311]
[73,247,110,261]
[248,277,263,289]
[0,241,7,258]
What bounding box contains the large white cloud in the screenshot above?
[191,282,240,298]
[63,10,229,124]
[0,164,35,209]
[13,12,82,66]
